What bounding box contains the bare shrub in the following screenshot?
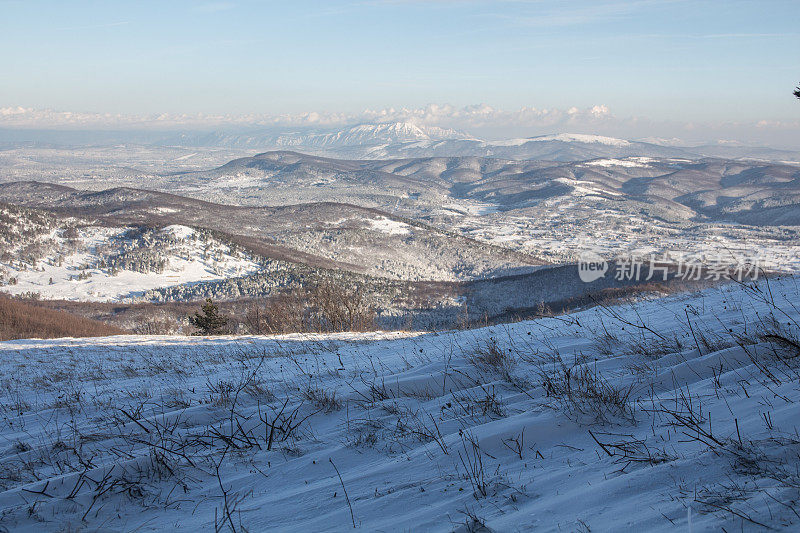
[394,408,449,455]
[589,431,675,470]
[259,398,320,451]
[302,383,342,413]
[310,279,377,332]
[540,362,635,424]
[458,432,488,498]
[469,337,512,371]
[475,386,506,418]
[759,316,800,362]
[456,508,493,533]
[244,292,304,334]
[207,379,237,407]
[731,301,800,384]
[245,280,377,334]
[133,313,180,335]
[452,385,507,420]
[592,331,622,356]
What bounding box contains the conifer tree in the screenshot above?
[189,298,228,335]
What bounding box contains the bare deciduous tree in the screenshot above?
[245,280,376,334]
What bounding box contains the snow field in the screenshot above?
[0,277,799,530]
[1,224,262,301]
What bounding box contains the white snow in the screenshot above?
[366,216,411,235]
[1,276,799,530]
[486,137,536,147]
[0,225,262,301]
[553,177,624,197]
[161,224,195,239]
[441,202,500,216]
[308,122,471,147]
[527,133,631,146]
[207,172,267,189]
[486,133,631,148]
[584,157,653,168]
[172,152,198,161]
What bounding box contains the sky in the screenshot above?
[1,0,799,145]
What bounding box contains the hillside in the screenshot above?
[4,151,799,289]
[153,152,800,268]
[0,276,798,530]
[0,295,126,340]
[0,203,264,301]
[0,184,543,288]
[154,151,800,228]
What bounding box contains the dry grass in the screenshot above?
[540,361,635,424]
[0,295,127,340]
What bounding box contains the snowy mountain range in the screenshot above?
[166,125,685,160]
[3,122,799,162]
[162,124,800,161]
[170,122,472,154]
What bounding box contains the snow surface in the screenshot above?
[161,224,195,239]
[1,225,262,302]
[486,133,632,148]
[441,202,500,216]
[486,138,537,147]
[584,157,654,168]
[553,177,624,197]
[1,277,800,531]
[367,216,411,235]
[527,133,631,146]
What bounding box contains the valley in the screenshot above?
[2,135,798,333]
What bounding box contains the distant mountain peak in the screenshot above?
[526,133,631,146]
[341,121,471,143]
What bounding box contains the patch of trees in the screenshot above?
[244,280,377,334]
[103,249,168,275]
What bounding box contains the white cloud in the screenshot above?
[1,104,798,148]
[0,103,614,130]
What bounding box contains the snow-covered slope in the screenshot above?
[165,126,695,160]
[0,182,544,285]
[301,122,470,147]
[174,122,473,153]
[0,210,262,301]
[509,133,631,146]
[1,276,799,530]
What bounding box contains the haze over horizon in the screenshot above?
[2,0,799,147]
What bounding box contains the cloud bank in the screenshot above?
[1,104,798,148]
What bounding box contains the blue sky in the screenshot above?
[1,0,799,142]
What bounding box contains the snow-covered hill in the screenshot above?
[192,127,693,160]
[298,122,471,147]
[500,133,631,146]
[0,182,543,285]
[176,127,800,161]
[173,121,473,154]
[0,206,262,301]
[1,276,799,530]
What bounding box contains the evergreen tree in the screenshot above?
[189,298,228,335]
